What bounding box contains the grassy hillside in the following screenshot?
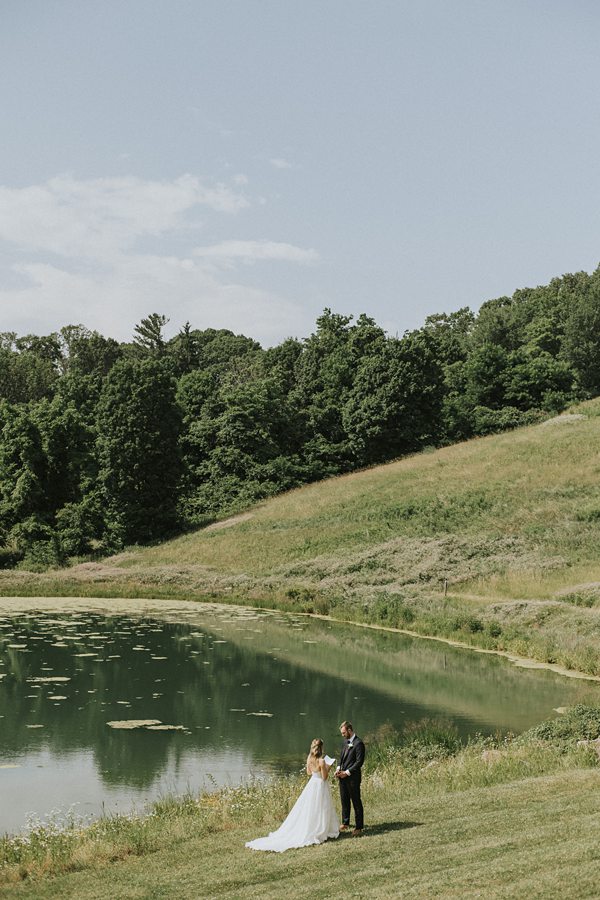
[134,397,600,590]
[3,399,600,674]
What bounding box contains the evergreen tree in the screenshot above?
[133,313,169,355]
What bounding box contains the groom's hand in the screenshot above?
[337,771,348,778]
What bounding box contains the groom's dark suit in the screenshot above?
[338,735,365,830]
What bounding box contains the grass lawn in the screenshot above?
[2,768,599,899]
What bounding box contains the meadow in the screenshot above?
[3,399,600,676]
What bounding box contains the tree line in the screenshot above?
[1,264,600,568]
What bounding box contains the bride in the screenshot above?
[245,738,340,852]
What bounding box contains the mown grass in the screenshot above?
[2,711,600,898]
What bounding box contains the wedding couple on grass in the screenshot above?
[246,720,365,853]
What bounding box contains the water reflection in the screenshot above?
[0,602,598,834]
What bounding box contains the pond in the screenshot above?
[1,597,599,835]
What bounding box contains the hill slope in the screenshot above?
[3,399,600,674]
[4,764,600,899]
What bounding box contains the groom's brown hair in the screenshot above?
[340,720,353,731]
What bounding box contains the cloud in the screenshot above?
[193,239,318,265]
[3,255,309,345]
[0,174,318,345]
[269,157,293,169]
[0,174,248,260]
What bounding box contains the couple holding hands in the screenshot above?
[246,720,365,853]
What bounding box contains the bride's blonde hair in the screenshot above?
[309,738,323,759]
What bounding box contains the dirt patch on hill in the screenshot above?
[204,512,254,531]
[540,414,587,426]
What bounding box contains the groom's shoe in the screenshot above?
[339,824,350,832]
[351,828,363,836]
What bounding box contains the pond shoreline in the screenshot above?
[2,593,600,685]
[307,612,600,683]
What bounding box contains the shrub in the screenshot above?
[520,705,600,745]
[11,516,64,571]
[369,594,415,628]
[55,498,103,557]
[472,405,542,436]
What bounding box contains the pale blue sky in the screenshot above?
[1,1,600,345]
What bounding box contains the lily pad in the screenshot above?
[28,676,71,683]
[145,724,186,731]
[107,719,162,729]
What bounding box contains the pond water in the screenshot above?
[1,599,599,835]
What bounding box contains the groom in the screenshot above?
[335,720,365,835]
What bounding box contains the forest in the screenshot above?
[1,264,600,569]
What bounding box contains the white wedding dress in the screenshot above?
[246,771,340,852]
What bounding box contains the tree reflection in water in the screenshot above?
[0,605,598,832]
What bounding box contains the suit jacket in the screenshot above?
[339,736,365,778]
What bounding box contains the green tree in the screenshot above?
[343,330,444,465]
[97,358,182,546]
[421,307,475,367]
[292,310,386,474]
[133,313,169,355]
[63,327,122,378]
[563,270,600,396]
[0,402,46,544]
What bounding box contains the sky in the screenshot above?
[1,0,600,347]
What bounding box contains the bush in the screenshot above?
[520,705,600,745]
[0,546,22,568]
[450,614,485,634]
[472,405,541,436]
[55,498,103,557]
[369,594,415,628]
[20,538,64,571]
[11,516,64,571]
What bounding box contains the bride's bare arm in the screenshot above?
[319,759,331,779]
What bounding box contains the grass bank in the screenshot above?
[2,710,600,898]
[3,401,600,675]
